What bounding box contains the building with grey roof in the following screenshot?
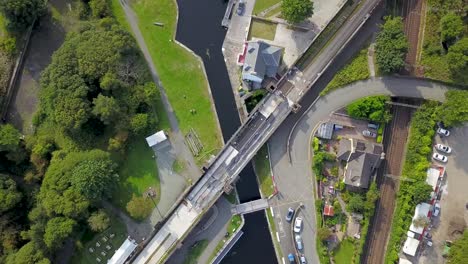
[338,138,384,190]
[242,41,283,87]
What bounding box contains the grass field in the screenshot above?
[0,14,6,37]
[321,48,369,95]
[183,239,209,264]
[253,0,282,15]
[115,0,222,163]
[263,5,282,18]
[253,145,274,197]
[334,239,355,264]
[249,19,278,41]
[112,137,160,210]
[71,213,127,264]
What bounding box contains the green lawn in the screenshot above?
[183,239,209,264]
[110,0,131,32]
[263,5,282,18]
[253,145,275,197]
[249,19,278,41]
[113,0,222,164]
[321,48,369,95]
[253,0,282,15]
[71,213,127,264]
[112,137,160,210]
[334,239,355,264]
[0,13,6,38]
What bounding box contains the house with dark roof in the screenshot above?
[241,41,283,88]
[338,138,385,191]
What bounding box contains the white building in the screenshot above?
[403,236,420,256]
[145,131,167,148]
[409,203,431,235]
[108,237,138,264]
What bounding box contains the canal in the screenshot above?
[175,0,277,263]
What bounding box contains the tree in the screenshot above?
[347,195,365,213]
[448,230,468,263]
[446,37,468,83]
[126,194,153,221]
[69,149,118,201]
[5,241,50,264]
[410,181,433,205]
[0,174,22,213]
[281,0,314,24]
[439,13,463,46]
[88,210,110,232]
[364,182,379,214]
[43,217,76,249]
[346,96,391,122]
[375,17,408,74]
[0,0,46,32]
[0,124,21,153]
[130,113,150,135]
[92,94,120,125]
[439,90,468,127]
[317,227,332,242]
[89,0,110,18]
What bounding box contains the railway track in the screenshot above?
[402,0,424,75]
[363,102,413,264]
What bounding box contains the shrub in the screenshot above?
[346,96,391,122]
[87,210,110,232]
[376,135,383,143]
[126,194,153,220]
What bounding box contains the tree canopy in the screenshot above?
[448,230,468,263]
[5,241,50,264]
[43,217,76,249]
[0,0,46,32]
[439,13,464,45]
[347,195,365,213]
[446,37,468,83]
[0,124,21,153]
[88,210,110,232]
[439,90,468,127]
[126,194,153,220]
[0,174,22,214]
[281,0,314,24]
[346,96,391,122]
[375,16,408,74]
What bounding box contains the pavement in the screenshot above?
[268,77,452,264]
[166,197,233,264]
[419,125,468,264]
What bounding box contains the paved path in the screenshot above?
[119,0,201,181]
[268,76,452,264]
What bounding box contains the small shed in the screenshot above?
[316,122,334,140]
[324,204,335,216]
[108,237,138,264]
[409,203,431,234]
[403,236,420,257]
[146,131,167,148]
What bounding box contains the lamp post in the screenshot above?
[146,187,163,219]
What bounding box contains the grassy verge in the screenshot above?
[110,0,131,32]
[253,0,282,15]
[253,145,275,197]
[71,213,127,264]
[263,5,282,18]
[385,102,439,263]
[333,238,354,264]
[266,209,284,259]
[208,215,243,262]
[114,0,222,164]
[248,19,278,41]
[112,137,160,210]
[321,48,369,95]
[183,239,209,264]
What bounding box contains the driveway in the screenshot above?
[268,77,452,264]
[420,125,468,264]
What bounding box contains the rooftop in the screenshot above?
[409,203,431,234]
[403,236,420,257]
[242,41,282,83]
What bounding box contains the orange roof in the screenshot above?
[324,205,334,216]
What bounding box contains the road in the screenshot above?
[268,77,451,264]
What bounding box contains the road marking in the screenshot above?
[270,207,275,217]
[282,257,285,264]
[276,232,280,242]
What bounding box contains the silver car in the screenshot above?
[433,153,448,163]
[435,144,452,154]
[362,130,377,138]
[295,235,303,250]
[437,128,450,136]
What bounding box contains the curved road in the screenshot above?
[268,77,452,263]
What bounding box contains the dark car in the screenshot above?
[286,207,295,222]
[237,1,245,16]
[288,253,296,263]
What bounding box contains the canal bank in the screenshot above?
[175,0,277,263]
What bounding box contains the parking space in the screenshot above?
[328,112,380,143]
[419,125,468,264]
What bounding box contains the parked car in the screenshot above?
[295,235,303,250]
[435,144,452,154]
[433,153,448,163]
[288,253,295,263]
[300,255,307,264]
[286,207,295,222]
[237,1,245,15]
[362,130,377,138]
[368,122,379,130]
[433,202,441,217]
[437,128,450,136]
[294,217,303,233]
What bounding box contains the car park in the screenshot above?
[435,144,452,154]
[362,130,377,138]
[294,217,303,233]
[300,255,307,264]
[288,253,295,263]
[433,153,448,163]
[295,235,303,250]
[437,128,450,136]
[286,207,295,222]
[433,202,441,217]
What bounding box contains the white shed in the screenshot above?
[403,236,420,256]
[145,131,167,148]
[409,203,431,234]
[108,237,138,264]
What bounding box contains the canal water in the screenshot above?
[175,0,277,263]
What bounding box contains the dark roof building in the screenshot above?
[338,138,384,189]
[242,41,283,85]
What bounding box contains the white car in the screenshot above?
[433,153,448,163]
[362,130,377,138]
[437,128,450,136]
[433,202,441,217]
[300,255,307,264]
[435,144,452,154]
[294,217,303,233]
[295,235,303,250]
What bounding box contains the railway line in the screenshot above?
[363,101,414,264]
[402,0,424,75]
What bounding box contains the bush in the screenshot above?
[87,210,110,232]
[312,151,335,180]
[347,96,391,122]
[376,135,382,143]
[313,137,320,152]
[0,37,16,55]
[126,194,153,220]
[375,16,408,74]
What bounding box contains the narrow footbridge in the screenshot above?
[231,198,270,215]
